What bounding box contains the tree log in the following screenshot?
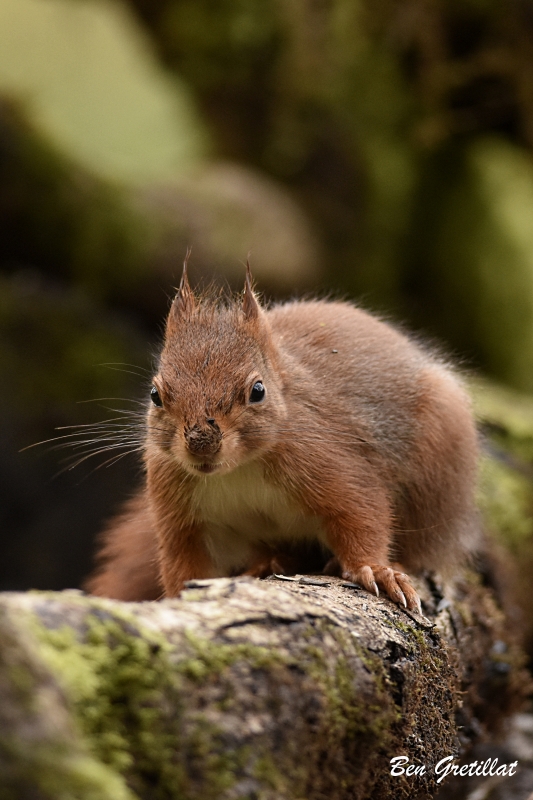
[0,573,529,800]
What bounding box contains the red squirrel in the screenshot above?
[86,261,480,612]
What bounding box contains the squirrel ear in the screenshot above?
[243,258,260,320]
[172,248,195,317]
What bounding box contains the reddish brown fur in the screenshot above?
[85,269,480,611]
[87,493,162,601]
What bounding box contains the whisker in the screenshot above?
[98,362,152,378]
[97,449,144,469]
[59,443,144,470]
[20,429,129,451]
[55,416,144,430]
[55,417,145,435]
[22,407,153,458]
[53,437,143,455]
[93,404,148,417]
[51,430,144,441]
[77,397,148,407]
[21,422,147,453]
[51,446,144,483]
[100,361,151,372]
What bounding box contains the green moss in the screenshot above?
[24,603,307,798]
[17,750,137,800]
[472,377,533,464]
[478,454,533,552]
[6,659,37,697]
[391,619,413,637]
[175,631,306,795]
[304,625,397,748]
[252,753,288,792]
[16,600,450,798]
[466,378,533,653]
[27,604,184,798]
[33,607,396,795]
[392,620,428,651]
[0,605,137,800]
[181,629,291,678]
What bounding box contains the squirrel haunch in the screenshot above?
[86,266,480,611]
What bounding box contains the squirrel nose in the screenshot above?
[185,421,222,457]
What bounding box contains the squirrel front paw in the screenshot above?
[342,563,422,614]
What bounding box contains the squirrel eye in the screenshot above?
[150,386,163,407]
[249,381,265,404]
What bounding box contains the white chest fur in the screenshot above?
[190,460,326,574]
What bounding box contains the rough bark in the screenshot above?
[0,572,529,800]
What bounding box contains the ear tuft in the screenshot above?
[243,258,260,320]
[172,248,195,317]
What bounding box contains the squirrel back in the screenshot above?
[87,264,480,611]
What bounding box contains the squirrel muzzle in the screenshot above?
[184,420,222,458]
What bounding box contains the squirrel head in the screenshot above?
[146,257,287,477]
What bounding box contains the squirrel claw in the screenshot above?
[343,563,421,612]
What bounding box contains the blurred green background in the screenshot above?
[3,0,533,637]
